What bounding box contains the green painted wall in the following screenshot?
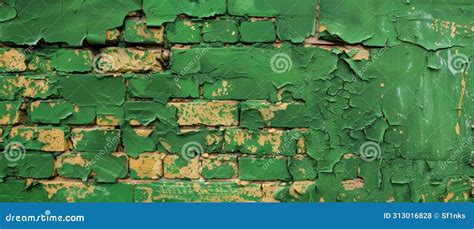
[0,0,472,202]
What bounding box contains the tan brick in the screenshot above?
[170,101,239,126]
[163,154,200,179]
[99,47,168,73]
[129,152,165,180]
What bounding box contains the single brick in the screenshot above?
[124,101,175,126]
[276,16,315,42]
[0,101,21,125]
[29,100,74,124]
[122,125,157,158]
[84,153,128,183]
[134,181,262,202]
[288,155,317,180]
[157,129,223,154]
[99,48,168,73]
[57,153,91,181]
[240,20,276,42]
[0,76,20,100]
[71,128,120,153]
[40,181,133,202]
[0,152,54,179]
[57,75,125,106]
[203,19,239,43]
[166,19,201,43]
[262,182,287,202]
[0,180,49,202]
[239,157,290,181]
[129,152,164,180]
[96,105,124,126]
[5,75,58,99]
[61,105,96,125]
[0,48,26,72]
[8,126,68,152]
[224,128,303,155]
[27,49,94,72]
[124,17,164,44]
[201,155,238,179]
[240,101,309,128]
[105,29,121,44]
[170,101,239,126]
[127,73,199,103]
[57,152,128,183]
[203,78,272,100]
[163,154,200,179]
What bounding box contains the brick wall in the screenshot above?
[0,0,472,202]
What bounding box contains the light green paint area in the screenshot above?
[239,157,291,181]
[135,181,262,202]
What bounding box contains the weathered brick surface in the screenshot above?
[0,0,472,203]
